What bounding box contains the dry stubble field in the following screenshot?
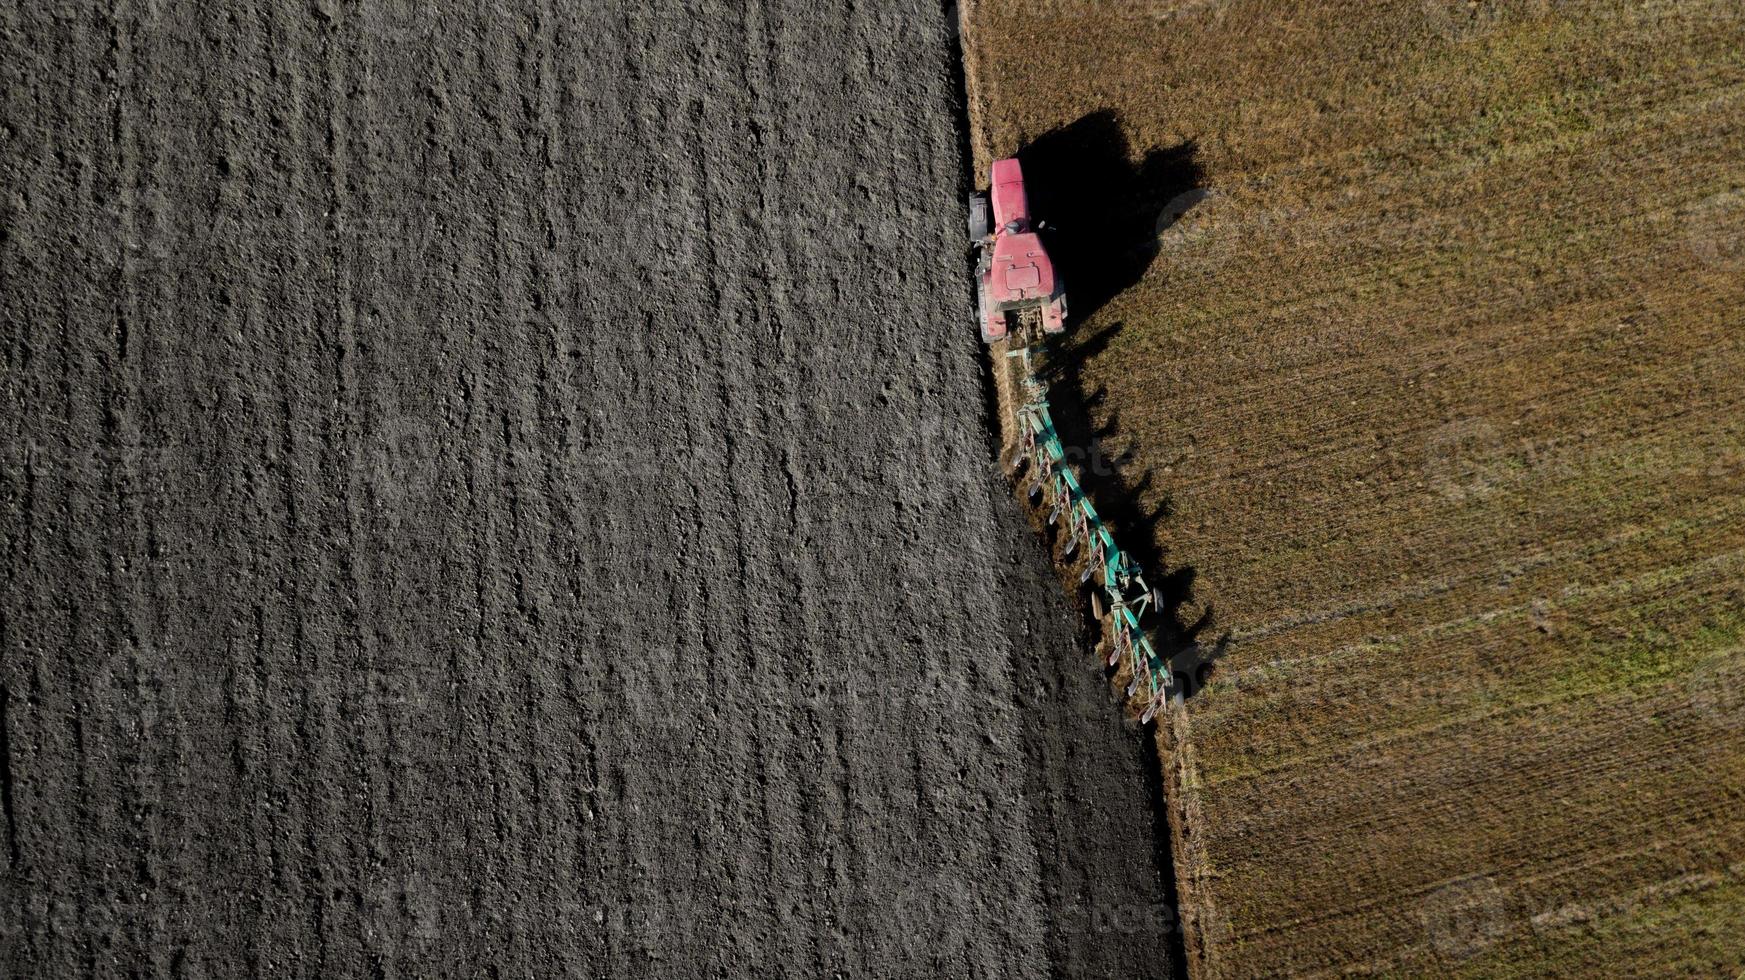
[964,0,1745,975]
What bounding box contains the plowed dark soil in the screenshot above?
[0,3,1176,977]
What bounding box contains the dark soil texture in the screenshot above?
[0,3,1176,977]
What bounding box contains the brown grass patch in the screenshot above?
[963,0,1745,974]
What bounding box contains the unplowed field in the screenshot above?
[963,0,1745,975]
[0,3,1179,977]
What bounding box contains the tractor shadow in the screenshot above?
[1017,112,1227,697]
[1018,108,1208,324]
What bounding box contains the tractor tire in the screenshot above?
[967,192,990,241]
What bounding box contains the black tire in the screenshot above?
[967,192,990,241]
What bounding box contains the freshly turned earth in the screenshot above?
[0,2,1178,977]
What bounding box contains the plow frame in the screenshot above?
[1010,355,1173,722]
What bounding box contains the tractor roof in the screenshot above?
[990,158,1031,229]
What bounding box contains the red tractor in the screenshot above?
[968,158,1067,345]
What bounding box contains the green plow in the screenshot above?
[1009,352,1174,723]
